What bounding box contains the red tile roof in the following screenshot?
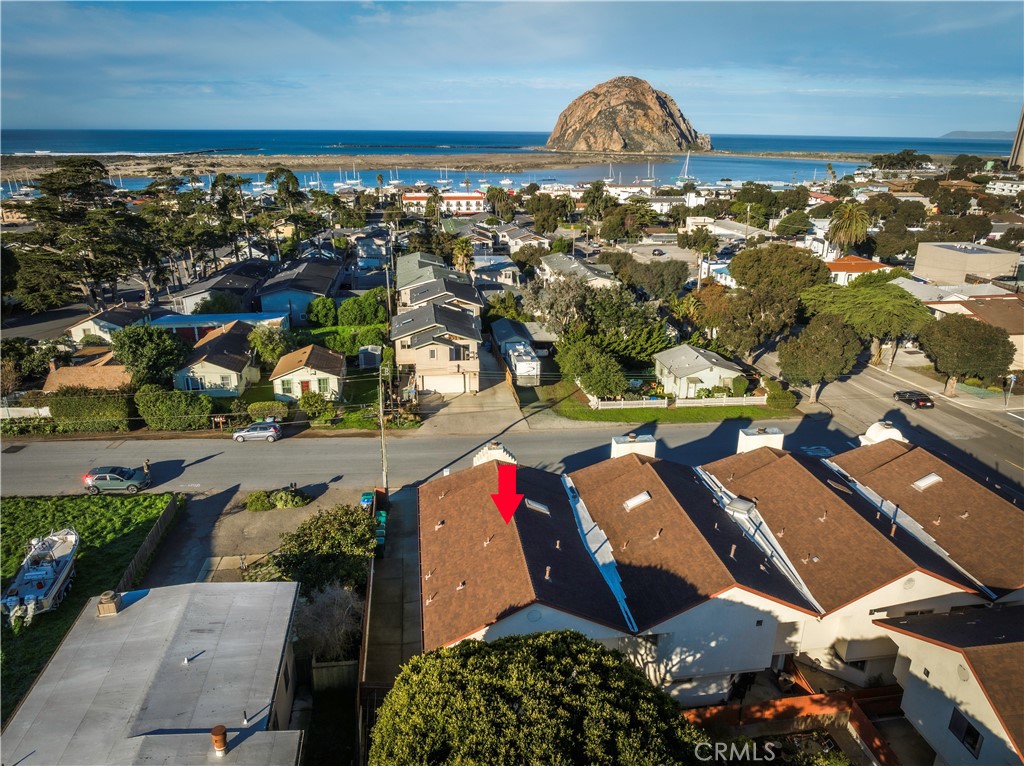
[825,255,890,274]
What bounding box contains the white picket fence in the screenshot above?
[0,406,50,419]
[591,397,670,411]
[674,395,767,407]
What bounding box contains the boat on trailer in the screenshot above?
[2,528,79,626]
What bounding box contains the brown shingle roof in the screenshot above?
[182,320,254,373]
[569,454,812,629]
[876,607,1024,757]
[43,353,132,392]
[832,442,1024,596]
[269,345,346,380]
[702,448,918,613]
[418,462,627,650]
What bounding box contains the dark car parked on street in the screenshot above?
[232,422,283,442]
[893,390,935,409]
[83,466,152,495]
[651,248,665,256]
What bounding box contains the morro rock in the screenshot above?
[546,76,711,153]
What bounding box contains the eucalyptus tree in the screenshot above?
[265,167,304,214]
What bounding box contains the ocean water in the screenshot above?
[0,129,1011,195]
[1,129,1012,158]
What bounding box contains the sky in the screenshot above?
[1,1,1021,137]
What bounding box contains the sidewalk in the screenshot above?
[878,349,1023,414]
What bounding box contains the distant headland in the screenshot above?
[940,130,1014,140]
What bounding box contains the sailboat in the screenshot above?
[674,152,699,186]
[603,163,615,184]
[639,161,656,185]
[435,165,452,188]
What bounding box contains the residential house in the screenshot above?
[391,302,482,394]
[256,257,344,325]
[913,242,1019,283]
[537,253,619,289]
[826,439,1024,603]
[889,276,1012,303]
[685,216,772,242]
[148,312,290,344]
[700,259,738,288]
[270,344,346,402]
[173,320,260,396]
[825,254,893,286]
[400,277,484,317]
[986,178,1024,197]
[1,582,302,766]
[172,259,277,315]
[649,193,705,215]
[418,433,1017,708]
[876,608,1023,766]
[66,302,167,343]
[698,445,989,687]
[395,252,472,302]
[494,225,551,254]
[470,257,523,288]
[922,294,1024,369]
[652,344,744,399]
[43,352,132,392]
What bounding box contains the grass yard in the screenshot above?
[1,493,175,723]
[321,374,380,430]
[240,378,276,404]
[535,381,800,424]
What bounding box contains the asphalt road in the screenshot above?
[0,418,858,498]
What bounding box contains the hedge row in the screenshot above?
[134,384,214,431]
[48,385,132,432]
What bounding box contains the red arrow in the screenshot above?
[491,463,523,524]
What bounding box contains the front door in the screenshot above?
[300,380,311,394]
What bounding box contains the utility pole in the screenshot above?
[378,362,389,492]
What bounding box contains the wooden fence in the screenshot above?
[312,659,359,694]
[114,495,181,593]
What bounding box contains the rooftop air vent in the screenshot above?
[622,491,652,511]
[725,497,756,517]
[912,472,943,491]
[525,498,549,515]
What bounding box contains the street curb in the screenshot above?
[874,366,1024,412]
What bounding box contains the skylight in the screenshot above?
[911,472,943,491]
[525,498,549,515]
[622,491,651,511]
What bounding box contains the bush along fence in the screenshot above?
[114,494,181,592]
[48,385,132,432]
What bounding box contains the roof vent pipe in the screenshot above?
[212,725,228,757]
[544,566,551,581]
[729,544,737,559]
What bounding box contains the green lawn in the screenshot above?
[1,493,175,723]
[535,381,800,424]
[240,378,276,404]
[321,374,380,430]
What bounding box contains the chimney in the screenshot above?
[96,590,122,617]
[472,441,517,466]
[610,433,657,459]
[737,426,784,454]
[211,725,228,757]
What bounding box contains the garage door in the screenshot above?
[420,374,467,395]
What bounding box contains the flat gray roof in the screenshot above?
[2,582,300,766]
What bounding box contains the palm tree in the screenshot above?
[376,173,385,208]
[827,202,870,255]
[452,237,474,273]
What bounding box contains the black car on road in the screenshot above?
[893,390,934,409]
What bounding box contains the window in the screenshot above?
[220,375,232,387]
[949,708,983,758]
[281,379,293,395]
[317,377,329,394]
[756,620,763,627]
[428,349,436,360]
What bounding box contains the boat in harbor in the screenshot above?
[674,151,700,186]
[499,177,514,186]
[603,163,615,184]
[2,528,79,627]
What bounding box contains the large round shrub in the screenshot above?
[370,630,706,765]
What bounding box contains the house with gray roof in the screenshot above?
[66,302,171,343]
[653,343,743,398]
[256,257,344,325]
[400,277,484,316]
[1,582,301,766]
[172,259,277,315]
[537,253,619,289]
[391,302,482,394]
[173,320,260,397]
[395,252,471,303]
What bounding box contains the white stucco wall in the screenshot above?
[887,634,1022,766]
[174,361,259,397]
[793,572,983,685]
[272,367,343,402]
